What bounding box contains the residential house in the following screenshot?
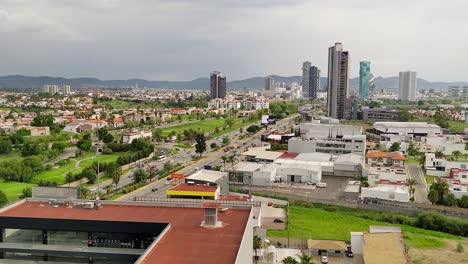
[366,151,405,167]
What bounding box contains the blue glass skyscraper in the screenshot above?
[359,61,371,100]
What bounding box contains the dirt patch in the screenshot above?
[408,238,468,264]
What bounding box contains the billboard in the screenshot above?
[261,115,276,125]
[171,173,185,179]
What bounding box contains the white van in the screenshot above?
[316,182,327,188]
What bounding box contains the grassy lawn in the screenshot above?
[413,116,468,134]
[78,153,120,168]
[175,144,193,149]
[212,118,258,138]
[32,160,76,185]
[425,175,436,185]
[406,156,421,164]
[96,100,132,109]
[267,206,460,249]
[0,181,35,202]
[0,151,23,163]
[161,119,227,136]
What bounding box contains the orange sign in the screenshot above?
[171,173,185,179]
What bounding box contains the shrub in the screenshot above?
[456,242,464,253]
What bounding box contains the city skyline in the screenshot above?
[0,1,468,81]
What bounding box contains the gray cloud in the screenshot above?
[0,0,466,82]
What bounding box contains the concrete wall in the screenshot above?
[235,207,260,264]
[350,232,363,255]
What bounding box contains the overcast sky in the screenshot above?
[0,0,467,81]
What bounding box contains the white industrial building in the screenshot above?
[373,122,442,137]
[288,135,366,156]
[298,123,362,139]
[361,185,410,202]
[121,129,152,144]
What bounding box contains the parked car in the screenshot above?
[345,251,354,258]
[267,202,273,206]
[307,182,316,185]
[316,182,327,188]
[273,218,284,223]
[321,256,328,263]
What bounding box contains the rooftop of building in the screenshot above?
[374,122,441,129]
[366,151,405,161]
[363,232,407,264]
[186,169,227,183]
[168,183,218,193]
[0,200,251,264]
[242,149,284,161]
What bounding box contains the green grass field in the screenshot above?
[413,116,468,134]
[425,175,436,185]
[31,160,77,185]
[267,206,460,248]
[77,153,120,168]
[161,118,258,138]
[175,144,193,149]
[161,119,227,136]
[0,181,35,202]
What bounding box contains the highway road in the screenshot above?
[116,114,298,201]
[406,164,428,204]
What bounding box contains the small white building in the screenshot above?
[367,167,407,186]
[288,135,366,156]
[361,185,410,202]
[425,153,468,177]
[449,184,468,199]
[121,130,152,144]
[373,122,442,136]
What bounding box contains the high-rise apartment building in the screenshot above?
[264,76,274,91]
[302,61,311,99]
[302,62,320,100]
[448,86,468,101]
[62,85,71,95]
[210,71,226,99]
[359,61,371,100]
[398,71,417,101]
[43,85,59,94]
[327,42,349,119]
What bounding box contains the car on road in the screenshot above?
[151,187,158,192]
[321,256,328,263]
[316,182,327,188]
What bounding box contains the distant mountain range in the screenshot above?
[0,74,466,91]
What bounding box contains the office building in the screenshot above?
[359,61,371,99]
[448,86,468,100]
[0,198,259,264]
[369,74,375,97]
[264,76,274,92]
[302,62,320,100]
[210,71,226,99]
[327,42,350,119]
[373,122,442,136]
[398,71,417,101]
[288,135,366,156]
[362,107,400,121]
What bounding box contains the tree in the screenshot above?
[133,168,148,184]
[19,187,32,199]
[65,172,75,186]
[195,133,206,157]
[0,190,8,207]
[228,155,238,182]
[31,115,54,127]
[428,189,439,205]
[225,117,235,127]
[428,178,449,205]
[153,129,163,142]
[458,195,468,208]
[443,193,457,207]
[210,142,217,149]
[399,110,413,122]
[0,139,13,154]
[389,142,401,152]
[103,133,114,144]
[16,127,31,136]
[81,167,97,184]
[239,127,244,135]
[253,235,262,263]
[434,150,445,159]
[221,155,228,171]
[106,163,122,189]
[452,150,462,161]
[296,252,313,264]
[222,136,230,145]
[282,256,298,264]
[407,179,416,202]
[247,125,260,133]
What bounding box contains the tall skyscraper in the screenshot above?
[264,76,274,91]
[210,71,226,99]
[62,85,71,95]
[327,42,349,119]
[359,61,371,100]
[302,61,311,99]
[302,62,320,100]
[399,71,417,101]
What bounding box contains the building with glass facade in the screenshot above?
[359,61,371,100]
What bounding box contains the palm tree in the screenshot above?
[434,150,445,159]
[253,235,262,263]
[282,256,298,264]
[452,150,462,161]
[221,155,228,172]
[228,155,238,183]
[407,179,417,202]
[296,252,313,264]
